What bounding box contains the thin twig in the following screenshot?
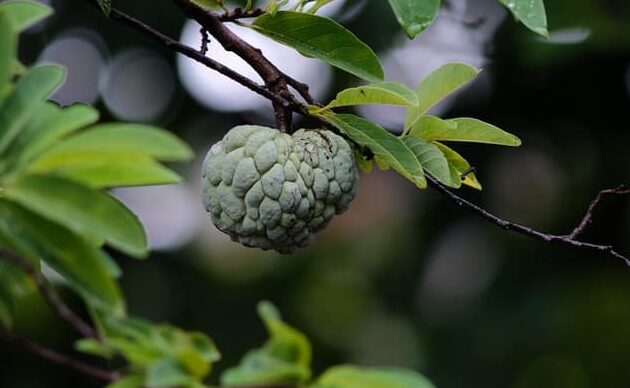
[170,0,293,131]
[569,185,630,239]
[95,3,300,115]
[426,176,630,265]
[218,7,265,22]
[199,27,210,55]
[0,248,97,339]
[0,323,118,382]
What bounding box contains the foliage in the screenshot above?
[0,0,556,387]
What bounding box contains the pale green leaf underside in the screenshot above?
[405,63,479,131]
[31,150,183,188]
[4,103,100,175]
[497,0,548,37]
[402,136,451,187]
[317,365,436,388]
[314,111,426,189]
[0,0,53,32]
[411,115,521,146]
[4,174,148,258]
[39,123,194,162]
[387,0,440,39]
[252,11,384,82]
[0,64,65,156]
[323,81,419,110]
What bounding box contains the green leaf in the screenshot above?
[387,0,440,39]
[0,64,65,156]
[0,0,53,32]
[106,374,145,388]
[0,293,12,329]
[0,201,123,311]
[497,0,548,37]
[96,0,111,16]
[0,11,16,106]
[35,123,193,162]
[402,136,451,187]
[434,142,482,190]
[311,111,426,189]
[102,317,220,380]
[404,63,479,132]
[411,116,521,146]
[146,358,194,388]
[3,174,148,258]
[221,301,312,387]
[75,338,115,359]
[30,150,182,189]
[252,11,384,82]
[322,81,419,110]
[3,103,100,175]
[316,365,435,388]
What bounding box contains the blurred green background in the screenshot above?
[2,0,630,387]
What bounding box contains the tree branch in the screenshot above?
[569,185,630,240]
[0,322,118,382]
[85,0,629,264]
[217,7,265,22]
[0,248,97,339]
[170,0,293,131]
[96,2,302,117]
[426,176,630,265]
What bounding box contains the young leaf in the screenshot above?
[312,110,427,189]
[0,0,53,32]
[3,174,148,258]
[411,116,521,146]
[316,365,435,388]
[402,136,452,187]
[252,11,384,82]
[221,301,312,387]
[404,63,479,131]
[497,0,548,37]
[37,123,193,162]
[105,374,145,388]
[146,358,194,388]
[322,81,419,110]
[434,142,482,190]
[0,11,16,105]
[0,64,65,156]
[1,201,123,311]
[96,0,111,17]
[387,0,440,39]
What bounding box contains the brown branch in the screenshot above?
[170,0,293,131]
[218,7,265,22]
[0,248,97,339]
[569,185,630,239]
[0,322,118,382]
[89,2,301,117]
[426,176,630,265]
[199,27,210,55]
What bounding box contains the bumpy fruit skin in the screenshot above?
[202,125,359,253]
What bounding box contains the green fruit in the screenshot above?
[202,125,359,253]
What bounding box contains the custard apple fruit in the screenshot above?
[202,125,359,253]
